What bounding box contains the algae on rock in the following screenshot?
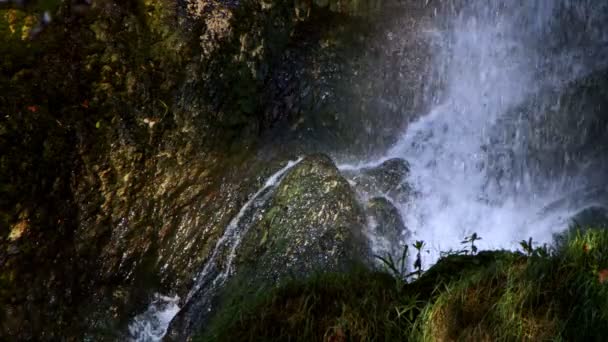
[235,154,371,284]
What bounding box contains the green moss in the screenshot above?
[199,228,608,341]
[233,155,369,286]
[418,228,608,341]
[201,266,417,342]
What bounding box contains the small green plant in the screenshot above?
[412,240,425,278]
[533,243,550,258]
[394,294,425,327]
[520,237,534,256]
[375,245,409,282]
[461,232,482,255]
[520,237,551,257]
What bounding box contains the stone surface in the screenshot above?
[345,158,412,203]
[166,154,372,340]
[365,196,408,258]
[236,154,370,283]
[571,206,608,228]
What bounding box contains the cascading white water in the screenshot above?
[346,0,608,267]
[128,294,180,342]
[128,158,303,341]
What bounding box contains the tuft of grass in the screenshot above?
[415,254,559,341]
[198,228,608,341]
[418,227,608,341]
[200,266,423,342]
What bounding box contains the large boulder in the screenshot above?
[166,154,371,339]
[236,154,370,282]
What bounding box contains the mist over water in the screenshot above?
[373,0,608,265]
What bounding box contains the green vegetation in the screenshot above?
[199,227,608,341]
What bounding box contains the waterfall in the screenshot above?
[343,0,608,267]
[128,158,303,342]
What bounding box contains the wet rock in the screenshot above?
[488,68,608,194]
[571,206,608,228]
[263,3,435,156]
[166,154,371,340]
[365,197,408,255]
[345,158,412,202]
[235,154,371,283]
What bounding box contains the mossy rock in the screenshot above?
[168,154,372,339]
[235,154,371,284]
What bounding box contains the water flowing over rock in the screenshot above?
[344,158,412,201]
[166,154,370,340]
[365,196,409,260]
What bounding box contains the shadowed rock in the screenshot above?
[166,154,371,339]
[345,158,412,203]
[365,196,409,259]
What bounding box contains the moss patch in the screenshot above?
[201,228,608,341]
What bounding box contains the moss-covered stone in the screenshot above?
[236,154,370,283]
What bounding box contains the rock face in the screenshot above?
[346,158,412,202]
[236,154,370,282]
[263,4,435,157]
[341,158,412,260]
[365,196,408,258]
[571,206,608,228]
[486,68,608,195]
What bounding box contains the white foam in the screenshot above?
[344,0,608,268]
[128,294,180,342]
